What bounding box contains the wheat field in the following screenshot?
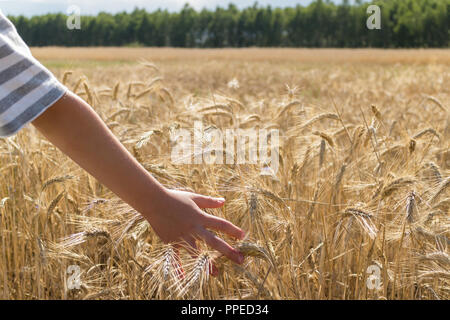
[0,48,448,300]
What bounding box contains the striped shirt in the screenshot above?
[0,11,67,137]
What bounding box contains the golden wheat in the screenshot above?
[0,48,448,300]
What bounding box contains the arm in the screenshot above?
[32,91,245,267]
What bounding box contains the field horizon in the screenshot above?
[32,47,450,66]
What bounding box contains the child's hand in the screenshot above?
[144,189,246,267]
[32,92,245,275]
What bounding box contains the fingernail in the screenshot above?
[216,197,225,202]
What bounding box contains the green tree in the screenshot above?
[10,0,449,48]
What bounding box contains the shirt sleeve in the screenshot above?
[0,12,67,137]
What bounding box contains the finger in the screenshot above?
[204,215,246,240]
[185,235,219,277]
[209,261,219,277]
[198,229,244,265]
[178,236,199,260]
[172,245,185,280]
[180,236,198,256]
[186,237,219,277]
[191,194,226,209]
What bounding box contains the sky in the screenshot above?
[0,0,336,17]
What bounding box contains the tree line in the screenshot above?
[8,0,449,48]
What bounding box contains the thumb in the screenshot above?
[191,194,225,209]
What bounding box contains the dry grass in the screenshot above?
[0,48,449,300]
[31,48,450,65]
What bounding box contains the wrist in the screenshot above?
[140,183,169,221]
